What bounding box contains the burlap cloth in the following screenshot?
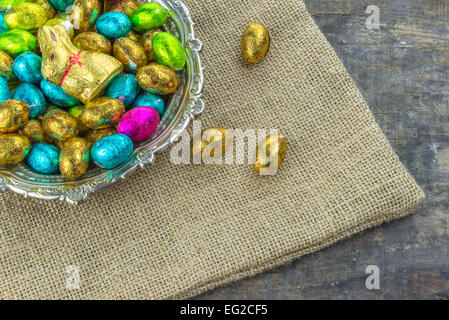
[0,0,424,300]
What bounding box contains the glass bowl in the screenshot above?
[0,0,204,204]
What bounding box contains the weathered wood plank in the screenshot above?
[195,0,449,300]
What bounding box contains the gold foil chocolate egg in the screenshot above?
[44,18,75,40]
[68,105,89,132]
[80,97,125,129]
[192,127,234,160]
[59,137,90,179]
[73,32,112,55]
[42,109,79,142]
[38,24,124,104]
[113,37,148,73]
[0,133,31,166]
[140,28,161,61]
[85,127,117,149]
[5,3,47,31]
[126,30,140,42]
[0,50,14,81]
[37,0,56,20]
[0,99,29,133]
[70,0,102,32]
[109,0,141,17]
[21,119,46,143]
[241,22,270,64]
[253,135,287,175]
[136,62,179,95]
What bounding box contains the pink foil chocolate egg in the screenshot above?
[117,106,160,142]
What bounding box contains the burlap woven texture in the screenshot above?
[0,0,424,300]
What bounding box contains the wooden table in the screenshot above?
[197,0,449,300]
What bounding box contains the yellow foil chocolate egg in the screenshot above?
[136,62,179,95]
[21,119,46,143]
[113,37,148,73]
[0,99,29,133]
[59,137,90,179]
[73,32,112,55]
[80,97,125,129]
[5,3,47,31]
[70,0,102,32]
[0,133,31,166]
[241,22,270,64]
[85,127,117,149]
[253,135,287,175]
[140,28,161,61]
[42,109,79,142]
[192,127,234,160]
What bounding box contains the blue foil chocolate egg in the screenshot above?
[12,83,46,118]
[13,52,42,84]
[132,92,165,116]
[26,143,61,174]
[106,74,140,108]
[96,12,131,39]
[0,76,11,103]
[91,133,133,169]
[0,12,9,35]
[40,79,80,107]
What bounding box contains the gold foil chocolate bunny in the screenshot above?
[38,25,124,104]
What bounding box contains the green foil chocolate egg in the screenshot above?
[152,32,186,70]
[73,31,112,54]
[130,2,168,32]
[48,0,74,12]
[136,62,179,95]
[5,2,47,31]
[113,37,148,73]
[0,0,28,10]
[0,29,36,57]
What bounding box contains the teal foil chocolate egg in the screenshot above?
[0,12,9,35]
[48,0,74,11]
[12,83,46,118]
[40,79,80,107]
[0,77,11,103]
[96,12,131,39]
[91,133,133,169]
[26,142,60,174]
[106,74,140,107]
[13,52,42,84]
[132,92,165,116]
[152,32,186,70]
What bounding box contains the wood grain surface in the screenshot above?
[195,0,449,300]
